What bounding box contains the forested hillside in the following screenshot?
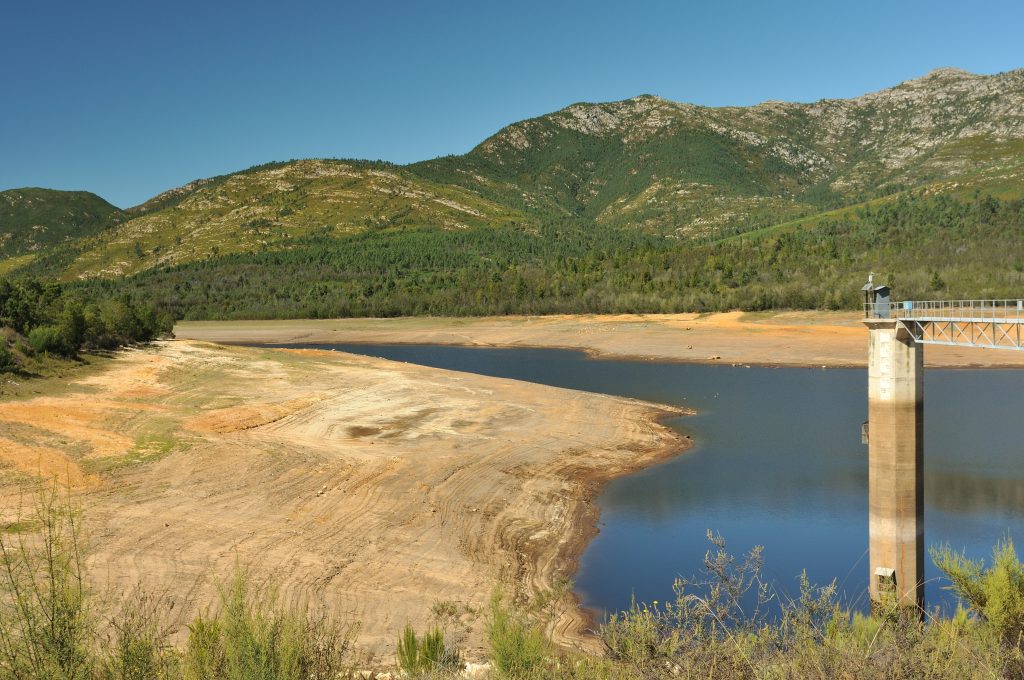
[71,192,1024,319]
[2,67,1024,318]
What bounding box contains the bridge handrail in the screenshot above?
[864,299,1024,321]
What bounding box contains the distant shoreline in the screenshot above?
[175,311,1024,369]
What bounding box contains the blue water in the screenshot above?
[270,343,1024,617]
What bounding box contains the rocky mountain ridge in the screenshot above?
[2,67,1022,281]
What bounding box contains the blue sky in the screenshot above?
[3,0,1023,207]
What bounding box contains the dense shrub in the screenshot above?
[933,539,1024,649]
[0,490,352,680]
[0,278,172,371]
[486,593,551,678]
[0,491,91,679]
[396,623,461,675]
[28,324,76,356]
[183,572,351,680]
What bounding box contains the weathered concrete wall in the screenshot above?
[865,319,924,609]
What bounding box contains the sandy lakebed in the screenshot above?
[0,339,686,661]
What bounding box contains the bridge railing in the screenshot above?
[865,299,1024,321]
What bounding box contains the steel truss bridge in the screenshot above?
[866,299,1024,351]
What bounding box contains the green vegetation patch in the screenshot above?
[0,519,40,534]
[82,434,182,475]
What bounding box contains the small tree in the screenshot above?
[486,593,549,678]
[0,339,16,372]
[0,486,93,678]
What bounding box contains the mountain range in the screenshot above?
[2,67,1023,316]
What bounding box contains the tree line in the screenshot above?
[0,278,173,373]
[65,192,1024,321]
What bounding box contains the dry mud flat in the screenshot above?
[0,341,685,660]
[175,310,1024,368]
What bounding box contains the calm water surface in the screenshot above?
[277,343,1024,616]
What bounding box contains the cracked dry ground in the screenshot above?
[0,341,685,661]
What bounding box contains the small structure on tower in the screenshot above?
[862,273,890,319]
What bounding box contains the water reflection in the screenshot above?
[926,472,1024,518]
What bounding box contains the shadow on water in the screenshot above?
[270,343,1024,619]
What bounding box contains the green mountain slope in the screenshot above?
[56,159,528,279]
[69,190,1024,319]
[0,188,123,262]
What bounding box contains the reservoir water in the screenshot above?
[274,343,1024,617]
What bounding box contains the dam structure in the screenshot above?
[863,287,1024,611]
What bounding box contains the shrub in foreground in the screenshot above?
[595,532,1015,680]
[486,592,552,679]
[396,623,461,676]
[0,491,91,679]
[0,486,352,680]
[183,571,351,680]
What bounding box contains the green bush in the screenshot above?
[100,592,179,680]
[0,489,353,680]
[396,623,461,675]
[594,534,1011,680]
[28,324,76,356]
[183,570,351,680]
[396,623,419,674]
[0,488,92,679]
[933,538,1024,648]
[486,593,551,679]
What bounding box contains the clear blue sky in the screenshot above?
[3,0,1022,208]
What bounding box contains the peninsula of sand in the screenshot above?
[0,339,686,661]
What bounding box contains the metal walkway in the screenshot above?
[866,299,1024,351]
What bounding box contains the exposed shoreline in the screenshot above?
[0,340,690,661]
[515,405,691,653]
[174,311,1024,369]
